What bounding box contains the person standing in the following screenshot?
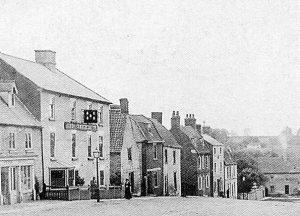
[124,179,132,200]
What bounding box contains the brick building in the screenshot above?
[110,100,181,196]
[0,50,111,188]
[170,112,211,196]
[0,81,42,204]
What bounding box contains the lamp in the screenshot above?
[93,148,100,202]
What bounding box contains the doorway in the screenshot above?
[285,185,289,195]
[129,172,134,193]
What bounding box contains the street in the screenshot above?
[0,196,299,216]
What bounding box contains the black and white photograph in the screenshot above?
[0,0,299,215]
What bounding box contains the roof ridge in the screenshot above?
[0,51,39,65]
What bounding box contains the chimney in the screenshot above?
[196,124,202,134]
[151,112,162,124]
[185,114,196,129]
[171,111,180,129]
[120,98,129,114]
[35,50,56,71]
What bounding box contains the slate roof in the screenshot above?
[151,119,181,149]
[0,80,16,92]
[257,157,300,174]
[180,126,210,154]
[202,134,223,146]
[0,95,40,127]
[0,52,110,103]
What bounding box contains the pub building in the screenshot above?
[0,50,111,189]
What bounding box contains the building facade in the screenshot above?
[202,134,224,197]
[170,112,211,196]
[224,160,238,198]
[0,50,111,189]
[0,81,42,204]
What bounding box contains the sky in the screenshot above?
[0,0,299,135]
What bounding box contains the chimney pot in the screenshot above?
[151,112,162,124]
[176,111,179,116]
[172,111,175,116]
[35,50,56,70]
[119,98,129,114]
[171,111,180,129]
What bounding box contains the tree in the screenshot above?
[231,151,268,193]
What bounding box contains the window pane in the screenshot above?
[72,134,76,157]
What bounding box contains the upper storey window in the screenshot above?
[49,97,55,120]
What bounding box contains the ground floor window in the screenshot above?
[21,166,31,190]
[270,185,275,193]
[205,175,209,188]
[68,170,75,186]
[198,176,202,190]
[100,170,104,186]
[174,172,177,191]
[51,170,66,187]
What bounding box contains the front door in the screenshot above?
[285,185,289,194]
[1,167,10,204]
[147,172,153,194]
[129,172,134,193]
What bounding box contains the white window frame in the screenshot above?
[205,175,209,188]
[153,144,158,160]
[9,132,15,149]
[49,96,55,120]
[25,133,32,149]
[71,99,76,121]
[199,156,202,170]
[198,176,203,190]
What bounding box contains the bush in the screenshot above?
[75,175,85,186]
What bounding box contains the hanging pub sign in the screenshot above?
[83,110,98,123]
[64,122,97,132]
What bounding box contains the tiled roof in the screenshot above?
[202,134,223,146]
[0,52,110,103]
[257,157,300,174]
[224,149,236,165]
[180,126,210,154]
[151,119,181,149]
[109,109,147,153]
[0,95,40,127]
[130,115,163,142]
[110,107,126,153]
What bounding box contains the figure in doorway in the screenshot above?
[124,179,132,200]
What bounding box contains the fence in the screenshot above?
[238,186,265,200]
[43,185,90,201]
[91,186,123,199]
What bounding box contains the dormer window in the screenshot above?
[11,92,15,107]
[8,86,17,108]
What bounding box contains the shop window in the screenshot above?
[68,170,74,186]
[21,166,31,190]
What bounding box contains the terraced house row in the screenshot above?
[0,50,237,205]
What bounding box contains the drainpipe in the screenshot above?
[40,127,45,185]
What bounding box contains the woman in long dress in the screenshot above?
[124,179,132,199]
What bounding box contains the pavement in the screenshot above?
[0,196,300,216]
